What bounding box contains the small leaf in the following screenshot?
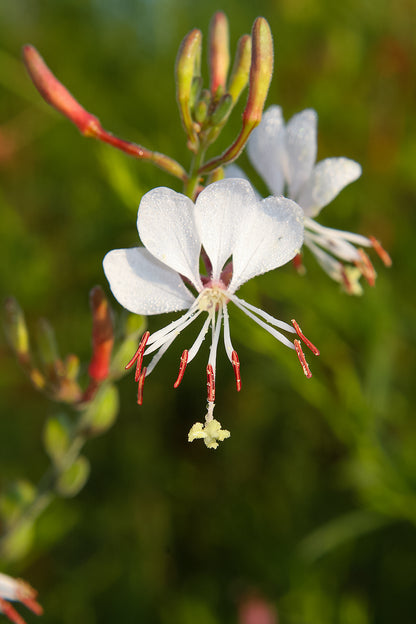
[0,480,36,524]
[43,414,72,466]
[56,455,90,498]
[79,383,119,436]
[0,520,35,562]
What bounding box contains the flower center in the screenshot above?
[197,284,228,313]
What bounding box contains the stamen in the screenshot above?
[369,236,392,267]
[292,253,305,274]
[291,319,320,356]
[137,367,147,405]
[125,330,150,369]
[232,295,295,333]
[0,598,25,624]
[231,350,241,391]
[356,249,376,286]
[145,309,202,355]
[340,266,354,294]
[174,350,189,388]
[134,351,144,382]
[206,364,215,402]
[294,339,312,379]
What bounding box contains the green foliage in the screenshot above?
[78,384,119,436]
[55,456,90,498]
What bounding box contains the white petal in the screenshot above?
[137,187,202,289]
[103,247,195,315]
[0,573,18,600]
[229,196,304,292]
[297,157,362,217]
[247,105,286,196]
[285,109,317,198]
[225,164,263,200]
[194,178,258,280]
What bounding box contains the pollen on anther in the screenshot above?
[125,331,150,370]
[294,339,312,379]
[174,350,189,388]
[231,350,242,391]
[206,364,215,402]
[137,367,147,405]
[369,236,392,267]
[291,319,320,356]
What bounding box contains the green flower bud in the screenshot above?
[3,297,30,364]
[228,34,252,104]
[210,93,233,126]
[175,28,202,149]
[209,12,230,95]
[243,17,273,127]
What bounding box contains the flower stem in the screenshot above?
[184,143,207,200]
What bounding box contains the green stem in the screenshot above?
[183,143,207,200]
[0,433,86,559]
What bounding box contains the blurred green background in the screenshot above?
[0,0,415,622]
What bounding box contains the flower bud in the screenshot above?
[36,318,62,376]
[88,286,114,382]
[189,76,203,110]
[210,93,233,126]
[243,17,273,127]
[175,28,202,148]
[228,34,252,104]
[209,12,230,96]
[22,44,101,137]
[194,99,208,125]
[198,17,274,175]
[3,297,30,365]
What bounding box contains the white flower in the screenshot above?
[103,178,318,446]
[0,572,43,624]
[230,106,391,294]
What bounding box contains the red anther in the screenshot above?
[231,350,242,391]
[137,367,147,405]
[291,319,320,356]
[356,249,376,286]
[369,236,392,267]
[294,339,312,379]
[174,350,189,388]
[134,352,144,382]
[292,253,305,274]
[206,364,216,402]
[0,598,26,624]
[125,331,150,370]
[19,595,43,616]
